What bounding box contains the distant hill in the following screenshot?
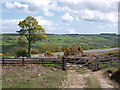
[100,33,117,35]
[1,33,118,36]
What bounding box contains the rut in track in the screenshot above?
[64,67,117,88]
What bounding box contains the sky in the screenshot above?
[0,0,119,34]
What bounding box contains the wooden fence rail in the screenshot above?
[91,54,120,70]
[1,58,62,67]
[1,54,120,71]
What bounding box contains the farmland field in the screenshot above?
[1,34,119,56]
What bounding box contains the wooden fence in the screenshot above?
[1,54,120,71]
[0,57,64,70]
[64,54,120,70]
[91,54,120,70]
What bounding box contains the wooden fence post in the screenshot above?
[2,58,5,65]
[110,56,113,66]
[95,56,99,70]
[42,59,44,66]
[22,58,24,66]
[62,55,66,71]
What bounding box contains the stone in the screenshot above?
[52,68,57,71]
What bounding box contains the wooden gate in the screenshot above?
[62,54,120,70]
[62,56,95,70]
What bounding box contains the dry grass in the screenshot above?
[2,65,67,88]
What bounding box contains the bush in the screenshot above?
[31,50,36,54]
[16,50,28,57]
[31,50,39,54]
[64,48,71,56]
[70,44,80,55]
[78,45,83,54]
[63,44,83,56]
[110,69,120,84]
[44,51,54,57]
[57,54,62,58]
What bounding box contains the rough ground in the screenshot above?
[65,70,86,88]
[93,71,115,88]
[64,66,118,88]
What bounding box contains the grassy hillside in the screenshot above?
[1,34,119,55]
[2,65,67,88]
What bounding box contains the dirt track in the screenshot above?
[64,69,118,88]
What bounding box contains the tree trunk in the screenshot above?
[28,40,31,57]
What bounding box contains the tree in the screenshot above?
[17,16,47,57]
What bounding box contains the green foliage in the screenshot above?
[17,16,47,42]
[17,16,47,57]
[2,34,119,57]
[16,50,28,57]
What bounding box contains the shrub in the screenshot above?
[57,54,62,58]
[69,44,78,55]
[16,50,28,57]
[78,45,83,55]
[110,69,120,84]
[31,50,39,54]
[63,44,83,56]
[64,48,71,56]
[31,50,36,54]
[44,51,54,56]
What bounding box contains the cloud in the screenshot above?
[1,16,53,33]
[27,0,54,16]
[60,0,118,23]
[49,2,65,12]
[55,24,58,26]
[107,23,117,28]
[36,16,53,26]
[3,1,54,16]
[0,19,20,33]
[97,25,104,29]
[75,17,80,21]
[3,1,118,22]
[61,0,118,12]
[67,28,76,34]
[4,1,14,9]
[62,13,74,22]
[80,9,117,22]
[66,24,69,26]
[4,1,29,12]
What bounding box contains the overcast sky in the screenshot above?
[0,0,119,34]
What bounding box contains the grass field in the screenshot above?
[2,65,67,88]
[1,34,119,57]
